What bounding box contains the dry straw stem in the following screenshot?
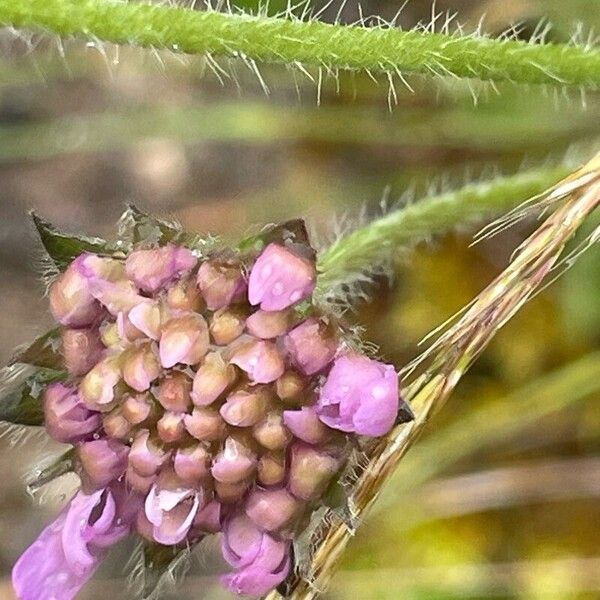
[266,152,600,599]
[1,0,600,88]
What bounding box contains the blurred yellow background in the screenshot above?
[1,0,600,598]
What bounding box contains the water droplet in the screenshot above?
[289,290,302,303]
[371,384,388,400]
[272,281,284,296]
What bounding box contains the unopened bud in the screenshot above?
[284,318,337,375]
[61,327,104,376]
[128,300,163,340]
[167,276,204,312]
[196,259,246,311]
[100,322,122,348]
[159,313,209,368]
[122,393,154,425]
[215,479,251,504]
[184,407,227,442]
[80,356,121,410]
[209,306,247,345]
[102,408,132,441]
[125,245,197,294]
[257,452,286,487]
[77,438,129,491]
[122,342,161,392]
[220,388,270,427]
[191,352,236,406]
[157,411,186,443]
[126,464,156,494]
[245,487,301,532]
[253,412,291,450]
[211,437,257,484]
[288,442,342,501]
[174,444,211,483]
[158,371,192,412]
[275,370,307,403]
[246,309,295,339]
[283,406,330,445]
[128,430,169,476]
[230,340,285,384]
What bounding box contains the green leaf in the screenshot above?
[9,327,63,370]
[31,211,115,271]
[0,364,67,426]
[26,448,75,495]
[238,218,311,255]
[139,542,193,600]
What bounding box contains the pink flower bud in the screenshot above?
[288,442,342,501]
[174,444,210,483]
[257,452,286,487]
[211,437,257,484]
[276,370,308,403]
[48,255,102,327]
[77,439,129,491]
[283,406,330,445]
[157,411,186,443]
[253,412,291,450]
[126,464,156,494]
[61,327,104,376]
[192,500,222,534]
[246,309,294,339]
[158,371,192,412]
[245,487,301,532]
[196,259,247,311]
[248,243,316,311]
[159,313,209,368]
[220,388,270,427]
[284,318,337,375]
[102,408,132,441]
[316,353,399,436]
[209,306,247,345]
[166,276,204,311]
[122,393,154,425]
[122,342,161,392]
[215,479,251,504]
[125,245,197,293]
[80,356,121,410]
[191,352,236,406]
[128,430,169,477]
[184,407,227,442]
[116,311,147,343]
[230,340,285,384]
[127,300,163,340]
[43,383,101,443]
[88,278,145,317]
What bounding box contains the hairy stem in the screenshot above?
[1,0,600,87]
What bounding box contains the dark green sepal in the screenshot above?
[238,218,311,255]
[9,327,63,370]
[139,541,192,600]
[0,364,67,426]
[26,448,75,495]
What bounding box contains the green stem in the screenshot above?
[316,165,571,294]
[1,0,600,87]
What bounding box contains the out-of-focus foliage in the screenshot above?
[0,0,599,598]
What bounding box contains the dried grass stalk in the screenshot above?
[265,152,600,599]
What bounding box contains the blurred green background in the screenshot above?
[1,0,600,598]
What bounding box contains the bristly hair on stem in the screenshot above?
[0,0,600,90]
[264,152,600,599]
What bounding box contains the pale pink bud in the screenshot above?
[43,383,101,443]
[126,464,156,494]
[48,255,102,327]
[288,442,342,501]
[196,259,246,311]
[102,408,132,441]
[191,352,236,406]
[317,353,399,436]
[80,356,121,410]
[284,318,337,375]
[220,388,270,427]
[61,327,104,376]
[77,439,129,491]
[174,444,210,483]
[253,412,291,450]
[116,311,147,343]
[157,411,186,443]
[245,487,301,532]
[158,371,192,412]
[122,342,161,392]
[127,300,163,340]
[257,452,286,487]
[128,430,169,477]
[211,437,257,484]
[246,309,294,339]
[184,407,227,442]
[100,321,122,348]
[209,306,247,345]
[166,276,204,311]
[122,393,154,425]
[88,278,145,317]
[276,370,308,403]
[159,313,209,368]
[215,480,251,504]
[125,245,197,293]
[230,340,285,384]
[283,406,330,445]
[248,243,316,311]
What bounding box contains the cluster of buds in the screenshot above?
[13,228,410,600]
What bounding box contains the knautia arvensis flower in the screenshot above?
[5,212,413,600]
